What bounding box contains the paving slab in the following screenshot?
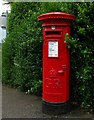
[2,85,94,119]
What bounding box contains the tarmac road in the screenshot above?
[2,85,94,119]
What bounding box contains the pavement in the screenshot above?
[2,85,94,119]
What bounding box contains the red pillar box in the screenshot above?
[38,12,75,115]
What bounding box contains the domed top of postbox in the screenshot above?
[38,12,75,22]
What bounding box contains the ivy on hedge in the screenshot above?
[2,2,94,110]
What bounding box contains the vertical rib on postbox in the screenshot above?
[38,12,75,115]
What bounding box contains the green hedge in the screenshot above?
[2,2,94,110]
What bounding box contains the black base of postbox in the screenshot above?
[42,101,70,115]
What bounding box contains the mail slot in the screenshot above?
[46,31,61,35]
[38,12,75,115]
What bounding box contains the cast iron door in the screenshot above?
[43,34,70,103]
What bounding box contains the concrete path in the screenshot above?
[2,85,94,119]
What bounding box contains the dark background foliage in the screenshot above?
[2,2,94,110]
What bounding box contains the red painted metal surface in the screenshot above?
[38,12,75,103]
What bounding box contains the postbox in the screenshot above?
[38,12,75,114]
